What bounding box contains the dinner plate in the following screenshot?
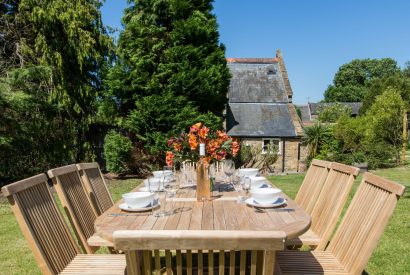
[245,197,287,208]
[118,199,160,212]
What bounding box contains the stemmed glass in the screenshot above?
[232,175,244,203]
[223,159,235,186]
[242,177,251,201]
[209,163,218,197]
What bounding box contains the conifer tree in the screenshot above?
[107,0,230,155]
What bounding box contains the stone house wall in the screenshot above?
[240,138,306,173]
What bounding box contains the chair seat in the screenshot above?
[60,254,126,274]
[87,233,114,247]
[277,250,349,275]
[285,229,321,246]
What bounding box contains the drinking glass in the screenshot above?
[232,176,244,203]
[209,163,218,197]
[147,176,157,214]
[163,176,177,214]
[152,177,168,217]
[242,177,251,201]
[223,159,235,185]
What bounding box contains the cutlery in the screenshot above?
[108,213,151,217]
[254,208,294,213]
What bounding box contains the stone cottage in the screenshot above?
[226,50,307,173]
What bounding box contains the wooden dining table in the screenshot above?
[93,179,311,245]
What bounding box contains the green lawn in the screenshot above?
[0,167,408,274]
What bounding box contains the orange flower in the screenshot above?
[190,122,202,133]
[198,126,209,143]
[166,151,174,166]
[188,133,198,150]
[231,138,240,157]
[173,142,182,151]
[206,139,220,154]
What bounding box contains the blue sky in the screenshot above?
[101,0,410,104]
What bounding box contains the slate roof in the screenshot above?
[227,61,289,103]
[309,102,362,115]
[226,103,298,137]
[226,52,303,138]
[297,105,312,123]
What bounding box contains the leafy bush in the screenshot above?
[318,103,352,123]
[104,131,132,175]
[302,123,333,161]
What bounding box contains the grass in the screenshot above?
[0,166,408,274]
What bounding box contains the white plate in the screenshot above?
[118,199,160,212]
[245,197,287,208]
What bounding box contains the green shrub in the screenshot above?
[104,131,132,174]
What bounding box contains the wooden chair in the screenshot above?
[277,172,405,275]
[294,159,332,214]
[76,162,114,216]
[1,174,125,275]
[47,164,112,253]
[114,230,286,275]
[287,162,360,249]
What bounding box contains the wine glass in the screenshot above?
[242,177,251,201]
[232,175,244,203]
[223,159,235,186]
[209,163,218,197]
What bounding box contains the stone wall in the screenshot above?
[240,137,306,173]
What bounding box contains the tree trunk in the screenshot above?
[401,110,408,164]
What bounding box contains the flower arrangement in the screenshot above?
[166,122,240,166]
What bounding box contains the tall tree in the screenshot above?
[106,0,230,157]
[365,88,405,164]
[323,58,400,102]
[0,0,112,182]
[361,73,410,113]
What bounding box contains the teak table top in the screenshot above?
[94,181,311,243]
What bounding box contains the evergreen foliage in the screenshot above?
[106,0,230,164]
[0,0,112,183]
[103,130,133,174]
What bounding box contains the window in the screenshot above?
[262,139,282,155]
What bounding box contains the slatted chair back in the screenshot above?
[326,172,405,274]
[114,230,286,275]
[47,164,98,254]
[76,162,114,216]
[1,174,80,275]
[294,159,332,214]
[310,162,360,250]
